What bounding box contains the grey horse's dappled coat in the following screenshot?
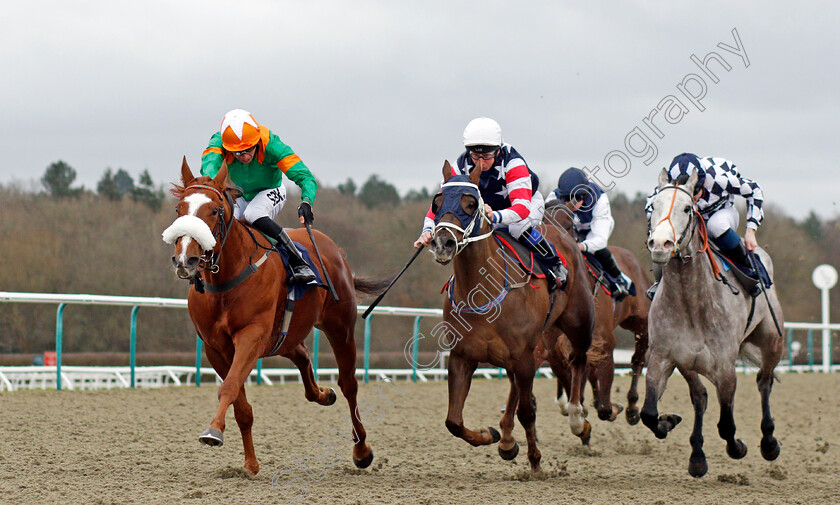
[641,168,784,478]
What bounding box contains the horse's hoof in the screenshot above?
[244,461,260,476]
[199,428,224,447]
[688,457,708,478]
[600,402,624,422]
[654,413,682,438]
[760,437,780,461]
[579,420,592,446]
[353,448,374,469]
[488,427,501,444]
[325,388,337,406]
[499,441,519,460]
[626,407,640,425]
[727,439,748,459]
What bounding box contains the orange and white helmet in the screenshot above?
[220,109,261,152]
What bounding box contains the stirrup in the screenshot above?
[290,264,316,284]
[645,281,659,301]
[612,273,631,299]
[549,264,568,290]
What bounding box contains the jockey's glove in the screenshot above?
[298,201,314,225]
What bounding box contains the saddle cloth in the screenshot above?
[494,230,548,279]
[708,244,772,294]
[275,241,325,300]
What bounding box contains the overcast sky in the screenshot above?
[2,1,838,219]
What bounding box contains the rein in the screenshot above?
[433,181,494,256]
[654,186,742,297]
[183,184,273,294]
[185,184,236,274]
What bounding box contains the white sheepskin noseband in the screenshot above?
[162,215,217,251]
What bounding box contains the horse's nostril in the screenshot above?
[646,239,654,250]
[171,256,178,267]
[664,240,674,250]
[186,256,199,268]
[444,238,456,249]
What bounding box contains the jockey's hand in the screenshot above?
[578,242,586,251]
[414,231,432,249]
[298,202,314,226]
[744,228,758,252]
[484,203,494,221]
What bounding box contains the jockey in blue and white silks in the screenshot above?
[414,117,568,289]
[645,152,765,299]
[546,167,631,297]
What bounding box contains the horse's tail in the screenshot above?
[739,342,782,383]
[352,275,391,297]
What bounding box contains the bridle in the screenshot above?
[432,180,494,257]
[183,184,237,274]
[650,183,697,260]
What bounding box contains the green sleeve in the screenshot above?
[265,135,318,205]
[200,132,224,178]
[286,163,318,206]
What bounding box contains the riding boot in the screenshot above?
[593,248,630,298]
[253,217,316,284]
[645,264,662,301]
[721,242,762,296]
[519,227,567,290]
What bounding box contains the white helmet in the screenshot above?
[463,117,502,149]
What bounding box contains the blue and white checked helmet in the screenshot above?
[667,153,705,190]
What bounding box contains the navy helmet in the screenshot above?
[556,167,590,202]
[667,153,706,190]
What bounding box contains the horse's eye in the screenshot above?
[431,196,441,214]
[684,205,691,213]
[211,208,219,217]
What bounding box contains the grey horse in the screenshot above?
[641,168,784,478]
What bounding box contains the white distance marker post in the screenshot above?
[812,264,838,373]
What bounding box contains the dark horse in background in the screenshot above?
[643,168,783,477]
[428,162,594,471]
[163,158,388,475]
[538,201,651,430]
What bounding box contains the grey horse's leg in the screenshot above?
[626,331,648,425]
[640,352,681,438]
[680,368,709,478]
[754,327,783,460]
[715,367,747,460]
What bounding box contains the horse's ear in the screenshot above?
[213,161,229,187]
[468,165,481,185]
[442,160,453,182]
[657,167,669,189]
[181,156,194,185]
[686,169,699,193]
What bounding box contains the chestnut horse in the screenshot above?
[429,162,594,471]
[539,202,651,428]
[643,168,783,477]
[163,158,387,475]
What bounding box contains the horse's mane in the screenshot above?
[170,176,240,200]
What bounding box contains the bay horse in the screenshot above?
[539,202,651,428]
[642,168,783,477]
[163,158,387,475]
[429,162,594,471]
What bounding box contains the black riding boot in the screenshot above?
[519,227,567,290]
[593,248,630,298]
[720,241,762,296]
[253,217,316,284]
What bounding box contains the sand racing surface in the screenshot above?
[0,372,838,504]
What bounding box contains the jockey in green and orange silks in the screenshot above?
[200,109,318,284]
